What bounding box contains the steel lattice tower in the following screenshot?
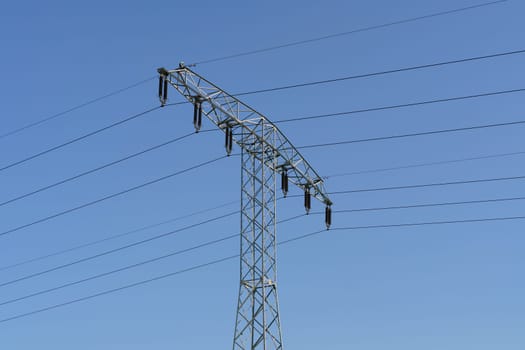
[158,64,332,350]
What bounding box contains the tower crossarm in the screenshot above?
[158,65,332,207]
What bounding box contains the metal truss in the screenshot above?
[157,64,332,350]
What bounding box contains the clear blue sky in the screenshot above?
[0,0,524,348]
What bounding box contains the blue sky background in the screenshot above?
[0,0,524,348]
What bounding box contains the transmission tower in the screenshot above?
[157,64,332,350]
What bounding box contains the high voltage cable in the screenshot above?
[3,111,525,240]
[1,1,510,142]
[0,234,240,308]
[0,255,239,325]
[0,200,237,273]
[3,173,523,274]
[274,88,525,124]
[0,77,156,141]
[3,125,525,239]
[296,118,525,150]
[7,194,523,307]
[279,216,525,244]
[0,132,195,209]
[2,194,523,290]
[0,106,162,174]
[190,0,508,65]
[1,92,524,243]
[0,211,238,289]
[1,212,523,325]
[0,156,228,238]
[323,150,525,178]
[165,86,525,123]
[199,91,525,153]
[326,174,525,195]
[0,213,309,307]
[4,75,524,176]
[4,50,525,174]
[329,215,525,231]
[314,196,525,214]
[236,50,525,98]
[169,86,525,129]
[5,87,524,210]
[0,210,302,289]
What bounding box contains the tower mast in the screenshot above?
[158,64,332,350]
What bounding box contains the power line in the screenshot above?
[329,216,525,232]
[0,212,308,307]
[2,104,524,243]
[0,234,239,308]
[296,119,525,150]
[0,132,195,209]
[190,0,508,65]
[274,88,525,124]
[5,72,525,176]
[14,85,525,178]
[2,194,522,296]
[0,254,238,325]
[166,86,525,127]
[6,128,520,239]
[1,1,509,142]
[6,147,522,243]
[1,212,523,324]
[5,157,524,273]
[0,208,304,290]
[0,77,156,141]
[3,115,525,239]
[326,174,525,195]
[4,51,522,168]
[0,155,228,238]
[279,216,525,243]
[3,86,524,210]
[323,150,525,178]
[0,106,162,174]
[237,50,525,98]
[192,91,525,155]
[0,200,237,273]
[317,196,525,214]
[0,211,238,289]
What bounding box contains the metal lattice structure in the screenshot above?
[157,64,332,350]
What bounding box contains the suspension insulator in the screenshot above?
[225,127,233,155]
[281,171,289,197]
[193,101,198,126]
[162,77,168,103]
[193,101,202,132]
[228,127,233,152]
[325,205,332,230]
[197,103,202,131]
[158,75,164,100]
[304,187,311,214]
